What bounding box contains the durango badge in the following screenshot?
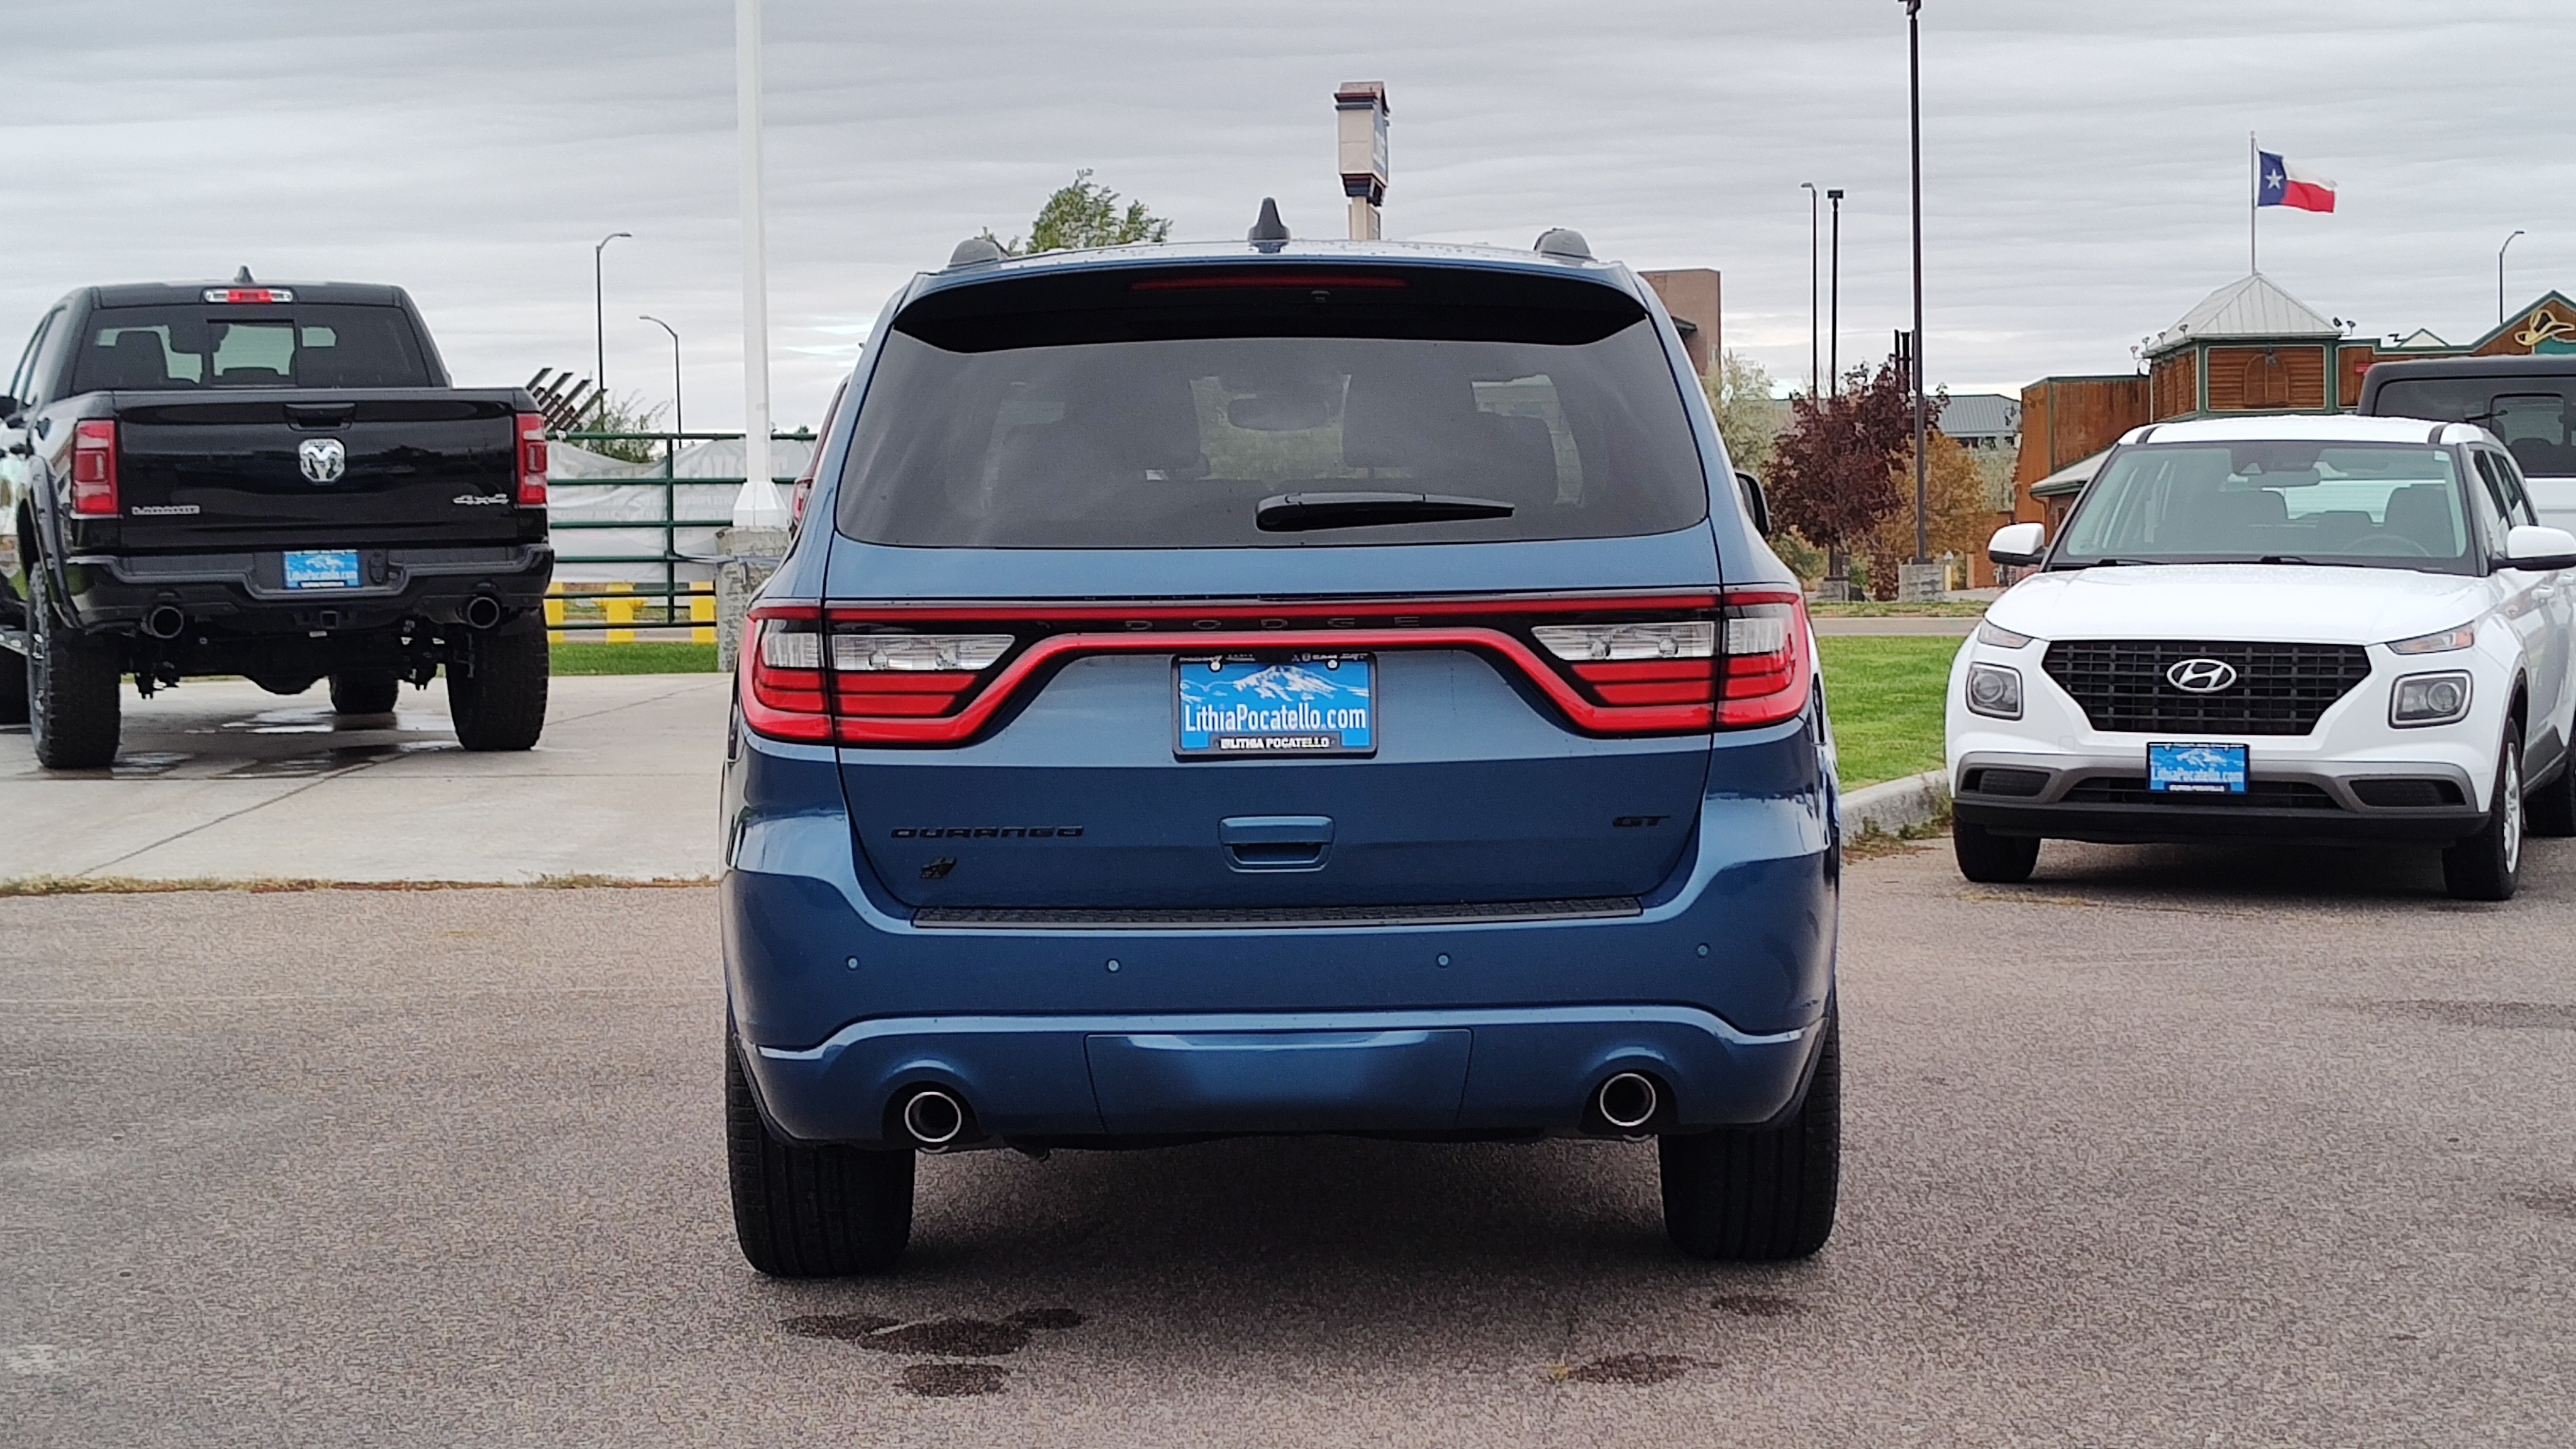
[297,437,347,484]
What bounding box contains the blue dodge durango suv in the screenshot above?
[719,217,1843,1274]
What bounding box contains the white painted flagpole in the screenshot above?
[2248,132,2258,275]
[733,0,786,528]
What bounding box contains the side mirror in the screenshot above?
[1989,521,2046,567]
[1733,470,1773,537]
[2505,523,2576,572]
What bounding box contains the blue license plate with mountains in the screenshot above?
[284,548,362,590]
[1175,653,1375,758]
[2148,741,2248,794]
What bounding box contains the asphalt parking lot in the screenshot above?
[6,836,2572,1447]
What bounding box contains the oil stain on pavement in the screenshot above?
[1554,1353,1708,1386]
[780,1307,1086,1396]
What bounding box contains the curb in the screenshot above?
[1841,767,1951,838]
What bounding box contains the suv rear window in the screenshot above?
[835,265,1708,548]
[71,304,436,391]
[2373,377,2576,477]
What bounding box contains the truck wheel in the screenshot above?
[1953,821,2040,883]
[2442,735,2523,901]
[1660,1005,1839,1261]
[2526,754,2576,838]
[446,619,548,751]
[328,669,402,715]
[27,567,121,770]
[727,1033,913,1277]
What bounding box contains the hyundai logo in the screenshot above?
[2166,657,2239,693]
[297,438,347,484]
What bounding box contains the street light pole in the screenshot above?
[1904,0,1928,567]
[640,315,682,437]
[592,231,631,427]
[733,0,785,528]
[2500,230,2526,326]
[1827,189,1844,393]
[1801,182,1819,399]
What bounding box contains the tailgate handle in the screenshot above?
[287,404,356,429]
[1219,815,1333,870]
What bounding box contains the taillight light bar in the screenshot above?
[738,592,1812,747]
[70,419,119,517]
[202,287,295,304]
[514,413,548,506]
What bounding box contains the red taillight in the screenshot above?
[70,419,118,517]
[1711,592,1811,728]
[514,413,548,506]
[743,613,833,741]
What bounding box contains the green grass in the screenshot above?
[550,641,721,675]
[1808,599,1992,618]
[1818,635,1958,787]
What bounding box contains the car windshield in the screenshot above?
[834,265,1708,548]
[2055,441,2475,574]
[70,304,436,391]
[2372,377,2576,477]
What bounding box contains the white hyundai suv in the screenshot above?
[1949,414,2576,901]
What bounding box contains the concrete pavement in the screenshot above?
[0,674,728,882]
[5,836,2572,1446]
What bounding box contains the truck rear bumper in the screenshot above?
[62,544,553,633]
[742,1005,1823,1145]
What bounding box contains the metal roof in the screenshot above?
[2029,447,2109,499]
[1936,392,2021,440]
[2145,272,2340,355]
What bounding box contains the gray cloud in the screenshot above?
[7,0,2572,424]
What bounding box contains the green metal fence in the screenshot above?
[543,428,809,640]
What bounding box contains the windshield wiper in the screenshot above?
[1255,491,1516,533]
[2257,555,2323,565]
[2067,557,2166,568]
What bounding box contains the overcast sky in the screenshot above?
[9,1,2574,428]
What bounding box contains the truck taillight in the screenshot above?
[514,413,548,506]
[70,419,119,517]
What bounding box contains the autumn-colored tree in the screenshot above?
[1862,428,1991,599]
[1766,360,1914,586]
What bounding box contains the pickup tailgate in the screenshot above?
[111,392,524,552]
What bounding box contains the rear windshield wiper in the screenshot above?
[1255,491,1516,533]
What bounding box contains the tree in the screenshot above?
[1704,351,1783,480]
[1765,360,1914,588]
[1862,427,1989,599]
[993,170,1174,255]
[569,391,669,465]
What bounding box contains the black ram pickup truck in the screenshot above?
[0,278,554,768]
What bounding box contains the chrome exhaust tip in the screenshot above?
[142,605,187,640]
[460,596,504,631]
[899,1087,967,1148]
[1594,1072,1660,1131]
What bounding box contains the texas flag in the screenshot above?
[2257,151,2336,213]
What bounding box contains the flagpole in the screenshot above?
[2248,132,2258,275]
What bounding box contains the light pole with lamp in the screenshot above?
[2500,230,2526,326]
[1902,0,1931,578]
[1801,182,1819,399]
[1827,189,1844,392]
[640,314,682,437]
[592,231,631,428]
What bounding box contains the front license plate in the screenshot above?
[284,549,362,591]
[1175,653,1375,758]
[2148,741,2248,794]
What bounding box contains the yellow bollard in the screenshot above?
[605,582,637,644]
[691,582,717,645]
[543,584,565,630]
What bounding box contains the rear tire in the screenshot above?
[727,1033,914,1277]
[1953,821,2040,883]
[328,669,401,716]
[1660,1005,1840,1261]
[2442,734,2523,902]
[445,618,548,751]
[2526,753,2576,838]
[27,565,121,770]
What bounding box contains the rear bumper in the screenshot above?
[60,544,553,634]
[720,714,1841,1146]
[741,1005,1823,1144]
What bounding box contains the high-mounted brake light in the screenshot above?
[514,413,548,506]
[201,287,294,304]
[70,419,119,517]
[1129,274,1408,291]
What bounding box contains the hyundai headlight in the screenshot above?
[2390,670,2472,727]
[1965,663,2024,719]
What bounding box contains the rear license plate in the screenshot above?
[1175,653,1375,758]
[2148,741,2248,794]
[283,549,362,591]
